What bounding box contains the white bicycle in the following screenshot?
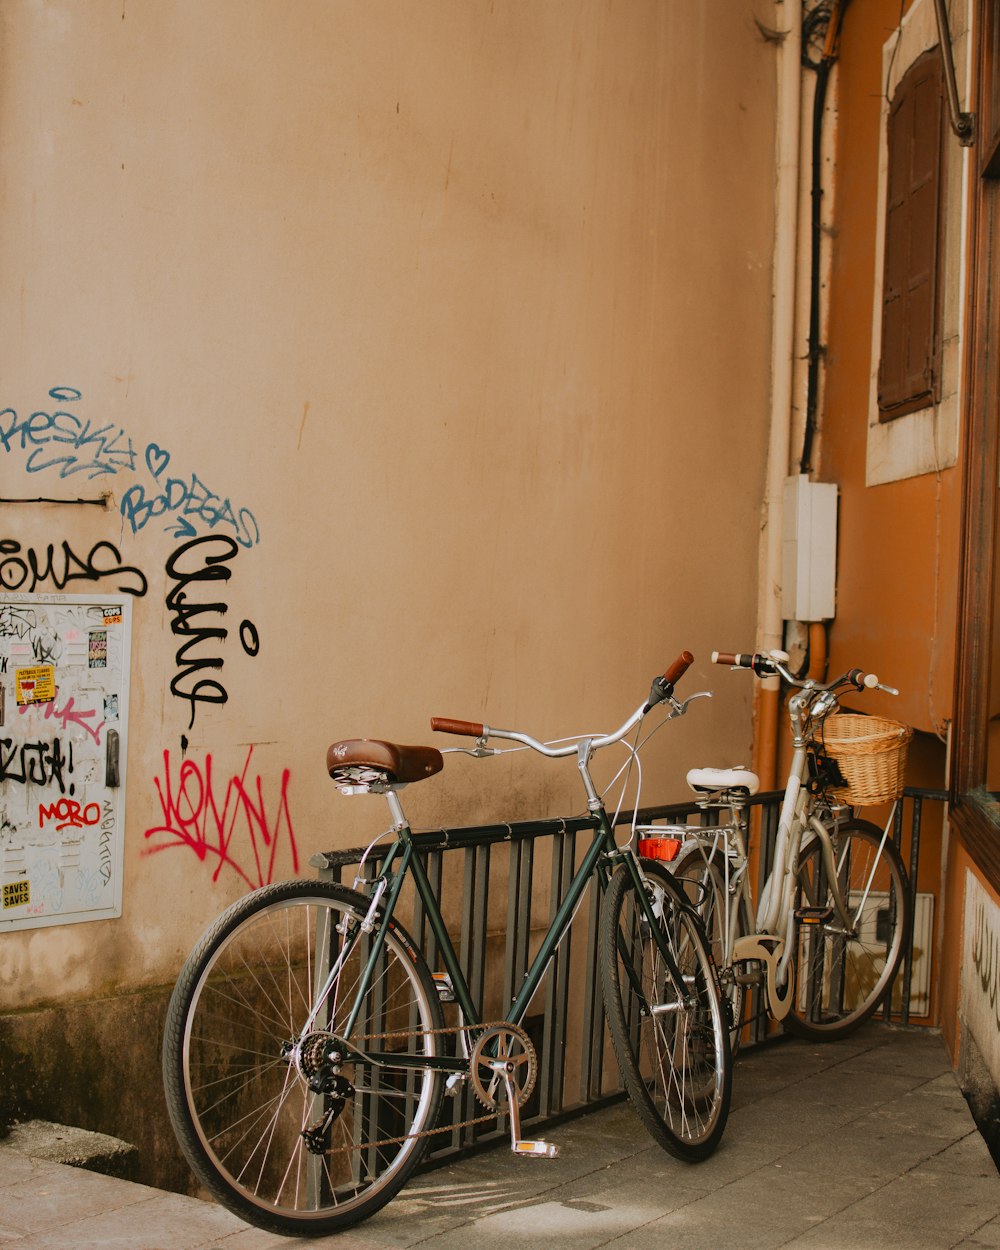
[638,649,912,1044]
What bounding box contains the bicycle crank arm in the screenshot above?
[488,1059,559,1160]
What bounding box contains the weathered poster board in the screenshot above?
[1,592,131,930]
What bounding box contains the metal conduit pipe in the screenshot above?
[807,619,828,682]
[932,0,974,145]
[754,0,803,792]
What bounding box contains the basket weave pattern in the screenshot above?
[817,714,912,806]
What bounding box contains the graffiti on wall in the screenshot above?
[142,746,297,889]
[122,448,260,549]
[0,387,136,478]
[0,594,131,930]
[165,534,260,729]
[2,387,298,894]
[0,539,148,598]
[1,387,260,548]
[18,687,109,747]
[0,737,74,794]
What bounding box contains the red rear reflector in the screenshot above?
[638,837,681,862]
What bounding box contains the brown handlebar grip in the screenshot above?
[430,717,485,737]
[662,651,694,686]
[712,651,757,668]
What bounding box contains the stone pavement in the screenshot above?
[1,1023,998,1249]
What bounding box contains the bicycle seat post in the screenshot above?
[384,787,409,833]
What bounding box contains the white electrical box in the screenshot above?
[1,591,132,931]
[782,475,838,622]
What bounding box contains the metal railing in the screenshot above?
[311,785,943,1162]
[313,813,618,1162]
[892,787,947,1023]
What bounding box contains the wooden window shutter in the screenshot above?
[878,48,945,421]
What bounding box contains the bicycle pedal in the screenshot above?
[513,1139,559,1159]
[795,905,835,924]
[734,968,763,986]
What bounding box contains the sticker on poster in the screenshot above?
[15,665,56,705]
[88,631,108,669]
[102,607,123,626]
[3,880,30,910]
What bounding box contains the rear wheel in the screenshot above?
[600,860,731,1161]
[163,880,445,1237]
[785,819,911,1040]
[671,840,751,1054]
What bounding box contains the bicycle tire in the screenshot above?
[784,818,912,1040]
[162,879,445,1237]
[600,860,731,1161]
[670,840,752,1054]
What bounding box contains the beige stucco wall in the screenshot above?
[1,1,777,1012]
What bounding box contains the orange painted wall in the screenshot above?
[818,0,963,1033]
[820,0,960,743]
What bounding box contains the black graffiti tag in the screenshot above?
[164,535,259,729]
[0,737,74,795]
[0,606,36,638]
[0,539,147,597]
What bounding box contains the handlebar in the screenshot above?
[431,650,700,757]
[711,649,898,697]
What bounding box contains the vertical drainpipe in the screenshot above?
[753,0,803,791]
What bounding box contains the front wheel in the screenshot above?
[600,860,731,1161]
[785,819,911,1040]
[162,880,445,1237]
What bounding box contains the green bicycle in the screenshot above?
[162,653,731,1237]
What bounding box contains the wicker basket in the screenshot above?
[816,714,912,806]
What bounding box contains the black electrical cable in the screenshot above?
[799,54,831,475]
[798,0,849,475]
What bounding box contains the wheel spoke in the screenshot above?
[600,862,730,1162]
[164,882,444,1236]
[787,821,911,1038]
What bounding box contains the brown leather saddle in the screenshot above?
[327,739,444,786]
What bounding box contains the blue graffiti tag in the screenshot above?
[1,387,260,547]
[0,387,136,479]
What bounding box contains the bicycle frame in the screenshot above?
[687,658,898,1023]
[311,774,691,1078]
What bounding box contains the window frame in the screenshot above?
[865,0,967,488]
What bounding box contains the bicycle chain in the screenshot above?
[319,1019,515,1156]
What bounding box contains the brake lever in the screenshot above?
[666,690,713,718]
[441,745,502,758]
[860,673,900,696]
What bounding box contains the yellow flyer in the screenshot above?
[15,664,56,705]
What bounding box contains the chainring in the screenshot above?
[468,1023,538,1110]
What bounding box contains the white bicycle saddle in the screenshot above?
[686,766,760,796]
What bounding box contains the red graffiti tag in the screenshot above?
[38,797,101,831]
[142,746,297,887]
